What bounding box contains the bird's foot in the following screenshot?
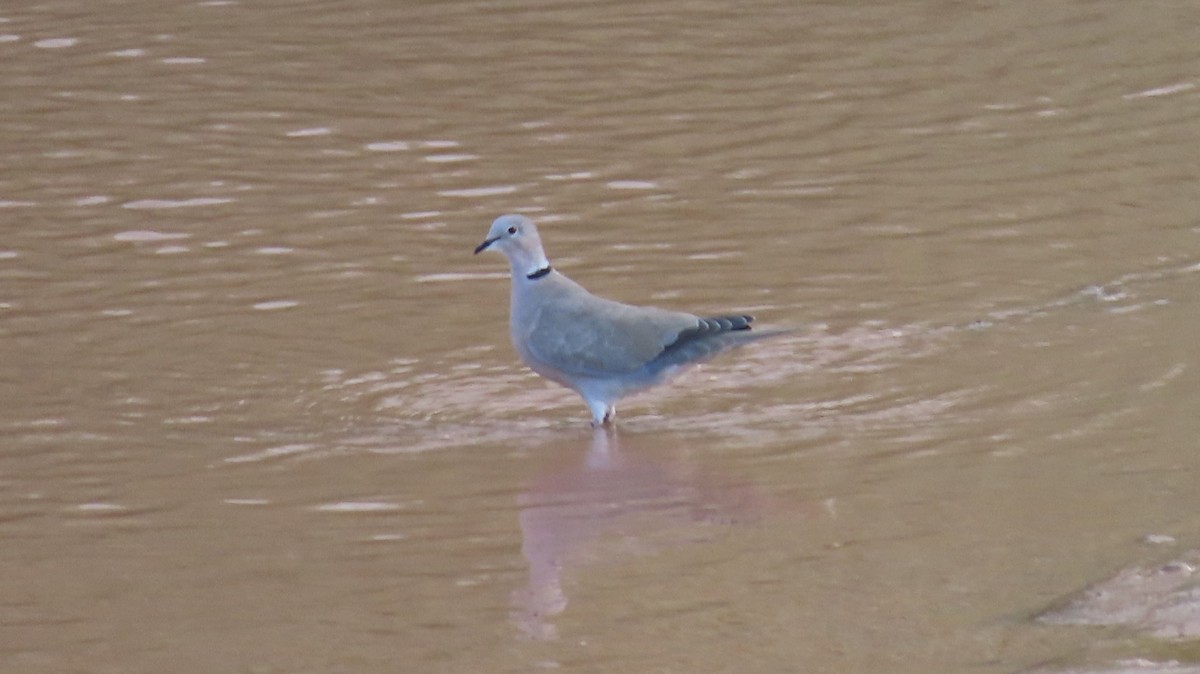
[590,406,616,427]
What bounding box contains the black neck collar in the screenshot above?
[526,265,552,280]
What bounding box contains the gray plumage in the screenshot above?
[475,214,781,425]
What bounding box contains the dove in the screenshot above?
[474,214,782,425]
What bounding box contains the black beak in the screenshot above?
[474,237,499,255]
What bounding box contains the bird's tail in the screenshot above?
[647,315,794,374]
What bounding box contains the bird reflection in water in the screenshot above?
[510,426,768,640]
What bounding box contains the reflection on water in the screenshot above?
[512,427,784,640]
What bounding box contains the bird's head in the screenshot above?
[474,214,550,277]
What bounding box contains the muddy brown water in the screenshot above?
[3,2,1200,672]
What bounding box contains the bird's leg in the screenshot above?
[590,410,615,428]
[585,398,616,427]
[602,405,616,425]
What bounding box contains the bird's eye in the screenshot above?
[507,226,518,235]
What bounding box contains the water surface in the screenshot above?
[3,1,1200,672]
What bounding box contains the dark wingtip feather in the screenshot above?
[731,314,754,330]
[695,314,754,333]
[645,314,761,374]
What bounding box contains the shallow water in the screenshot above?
[4,1,1200,672]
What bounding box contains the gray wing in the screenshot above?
[523,294,699,377]
[524,293,754,378]
[643,314,755,375]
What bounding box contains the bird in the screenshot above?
[474,213,784,426]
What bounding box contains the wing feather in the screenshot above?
[643,314,755,373]
[523,296,698,377]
